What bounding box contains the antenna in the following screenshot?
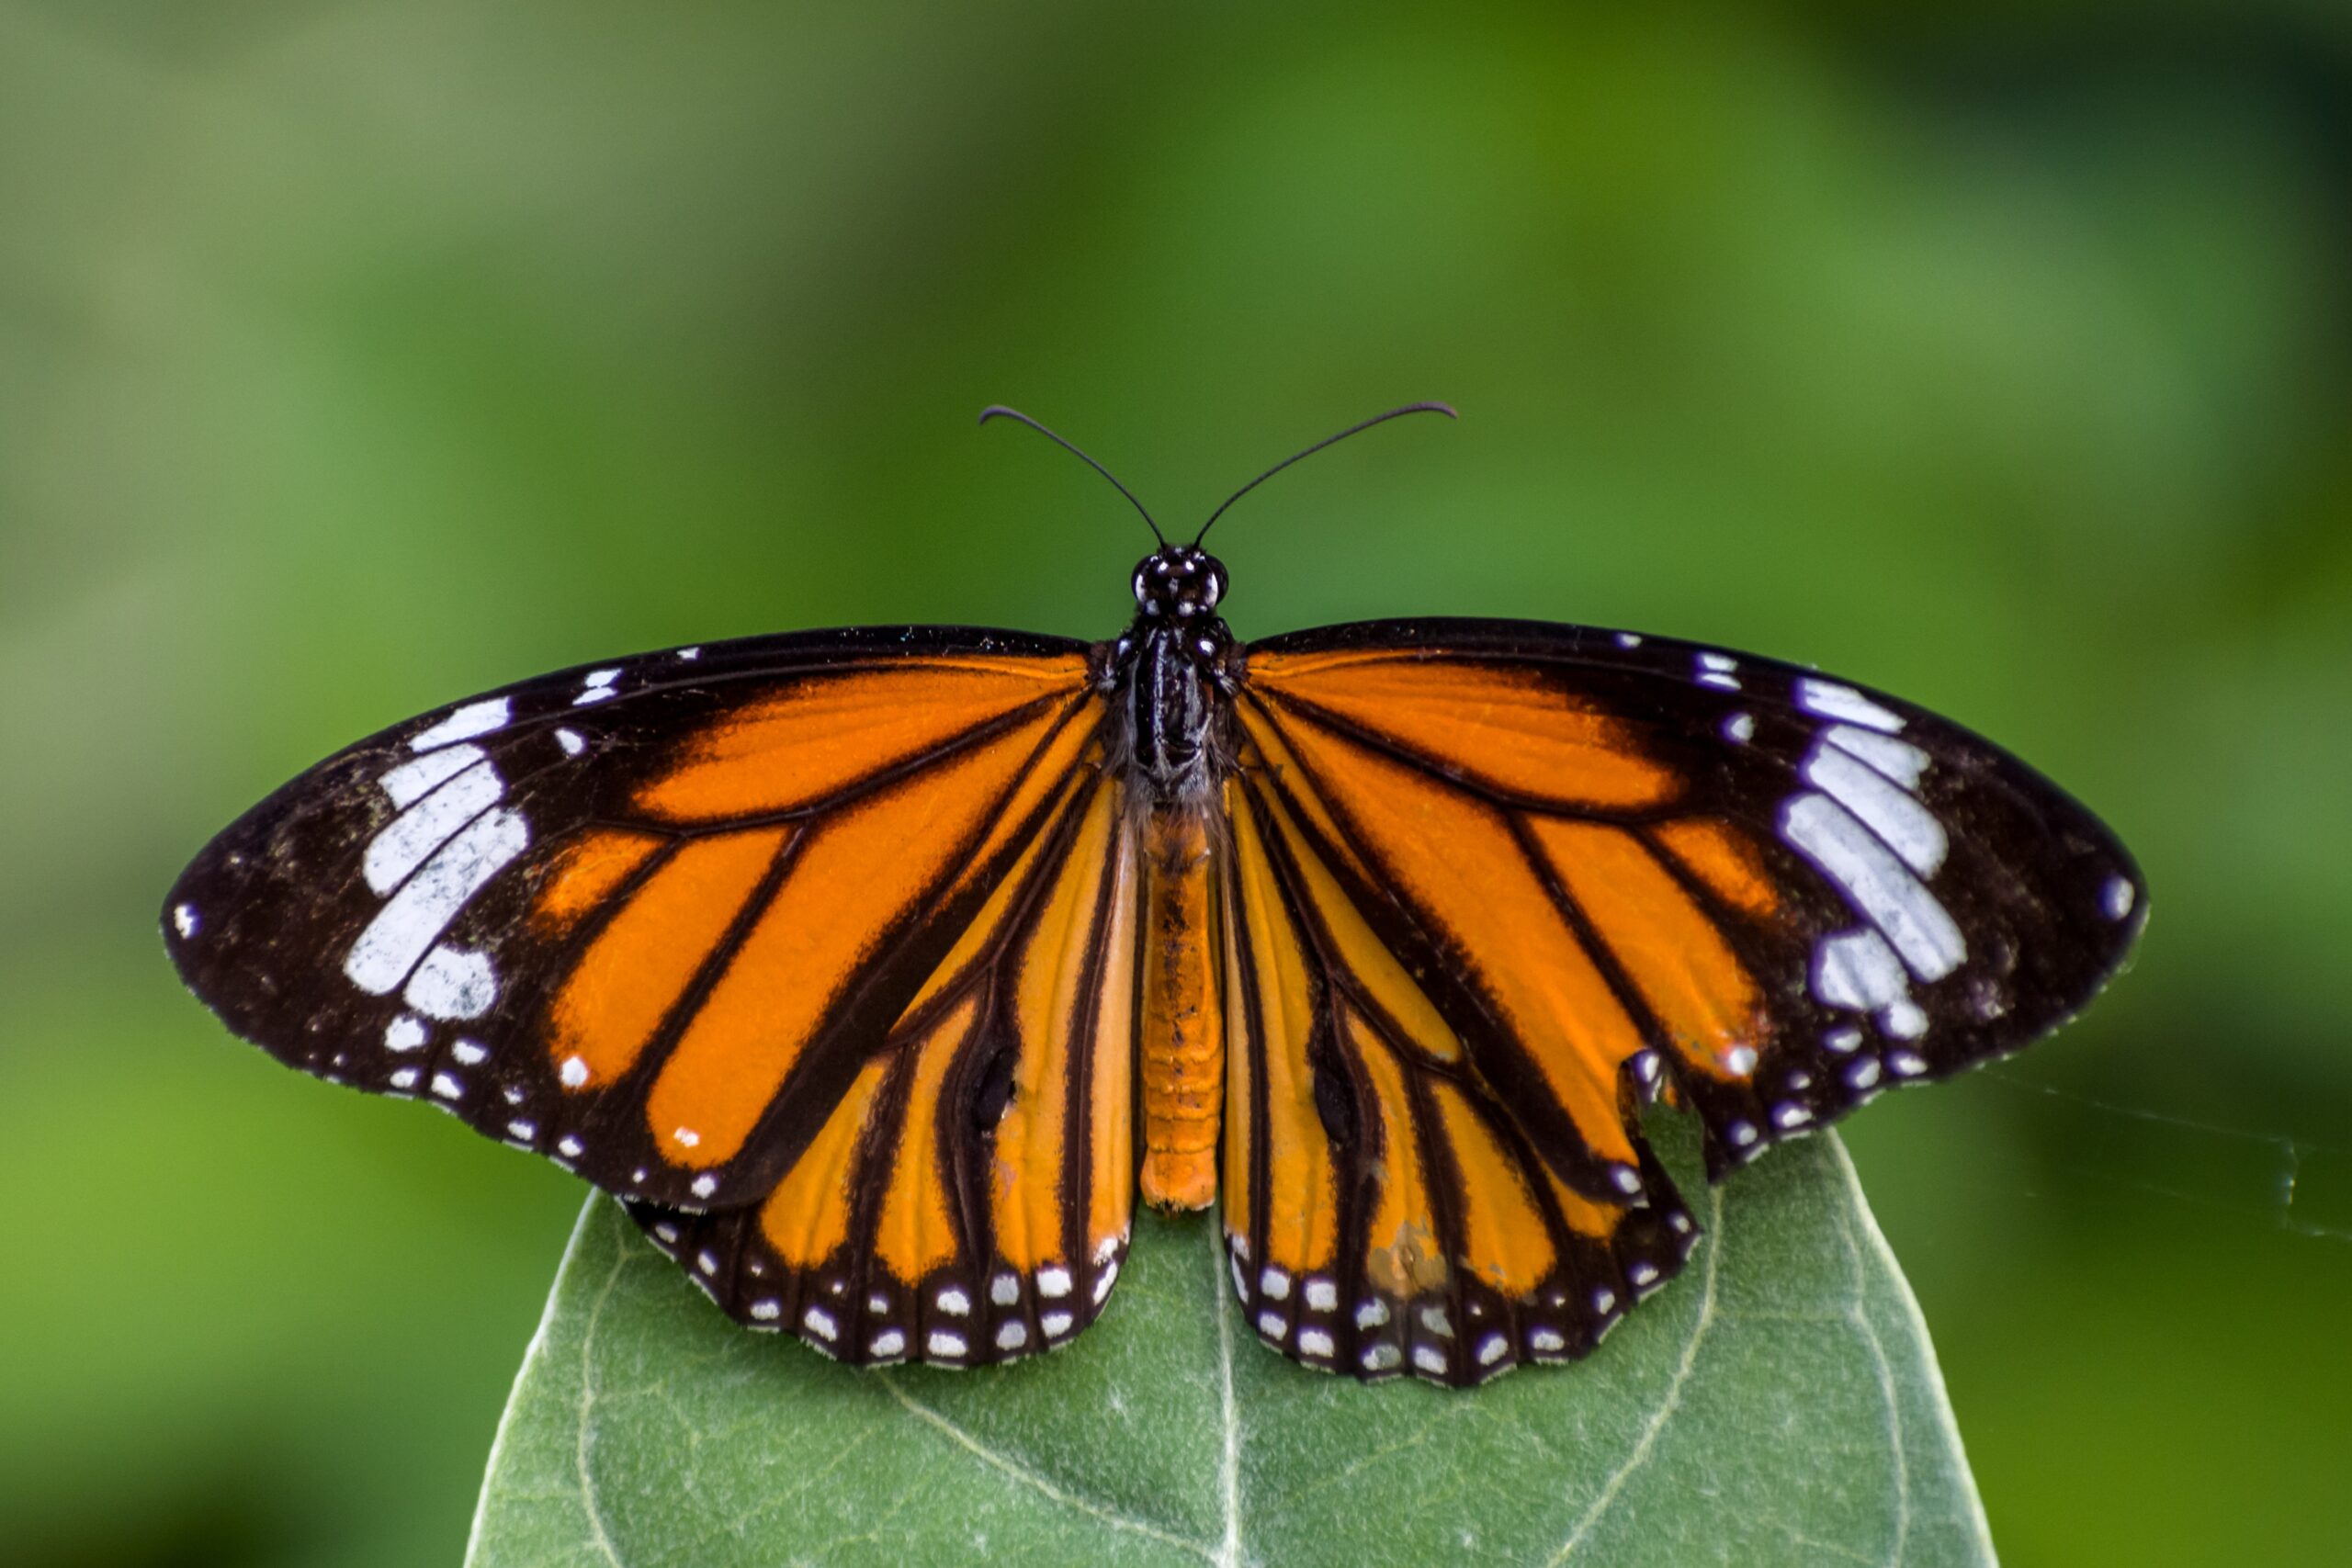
[1193,401,1456,547]
[978,406,1166,547]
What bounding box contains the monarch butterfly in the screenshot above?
[164,404,2144,1387]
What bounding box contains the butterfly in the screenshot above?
[163,403,2145,1387]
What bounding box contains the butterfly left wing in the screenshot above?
[162,627,1112,1224]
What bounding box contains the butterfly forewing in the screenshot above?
[162,627,1108,1218]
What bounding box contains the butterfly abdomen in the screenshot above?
[1138,804,1225,1211]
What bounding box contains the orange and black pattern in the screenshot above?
[164,584,2144,1385]
[1215,619,2142,1382]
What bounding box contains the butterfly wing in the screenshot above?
[1223,617,2143,1382]
[628,751,1140,1365]
[163,628,1116,1224]
[1219,773,1697,1385]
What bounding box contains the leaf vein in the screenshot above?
[1545,1180,1726,1565]
[876,1376,1219,1562]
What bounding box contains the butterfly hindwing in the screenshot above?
[1237,618,2147,1186]
[1218,776,1697,1385]
[629,761,1139,1365]
[163,627,1110,1216]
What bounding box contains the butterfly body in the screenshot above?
[165,549,2143,1386]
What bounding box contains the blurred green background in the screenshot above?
[4,2,2348,1563]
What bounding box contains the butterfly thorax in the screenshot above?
[1101,545,1239,807]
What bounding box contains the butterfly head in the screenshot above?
[1132,545,1228,624]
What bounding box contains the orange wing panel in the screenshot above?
[1081,826,1139,1269]
[1226,792,1340,1278]
[873,997,978,1285]
[1248,650,1677,811]
[1653,818,1781,919]
[646,704,1064,1168]
[1254,782,1462,1067]
[636,657,1088,822]
[1348,1010,1447,1299]
[548,828,788,1089]
[760,1057,889,1268]
[536,829,664,929]
[1526,818,1763,1077]
[1243,705,1641,1168]
[989,781,1121,1269]
[1428,1079,1555,1295]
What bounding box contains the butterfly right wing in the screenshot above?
[1218,769,1696,1386]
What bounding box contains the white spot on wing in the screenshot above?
[2102,876,2136,920]
[1037,1266,1071,1299]
[1781,794,1964,980]
[404,943,498,1020]
[364,760,504,896]
[344,808,530,995]
[997,1320,1029,1351]
[1826,725,1930,789]
[384,1014,428,1053]
[1804,741,1947,876]
[430,1072,463,1100]
[1795,678,1904,732]
[1882,999,1929,1040]
[1723,712,1755,744]
[410,698,511,752]
[572,668,622,706]
[379,744,485,809]
[690,1174,718,1200]
[450,1038,488,1066]
[1814,928,1907,1011]
[172,903,200,938]
[560,1055,590,1089]
[555,728,586,756]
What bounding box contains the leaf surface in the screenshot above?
[466,1122,1993,1566]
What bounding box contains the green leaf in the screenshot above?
[465,1121,1992,1567]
